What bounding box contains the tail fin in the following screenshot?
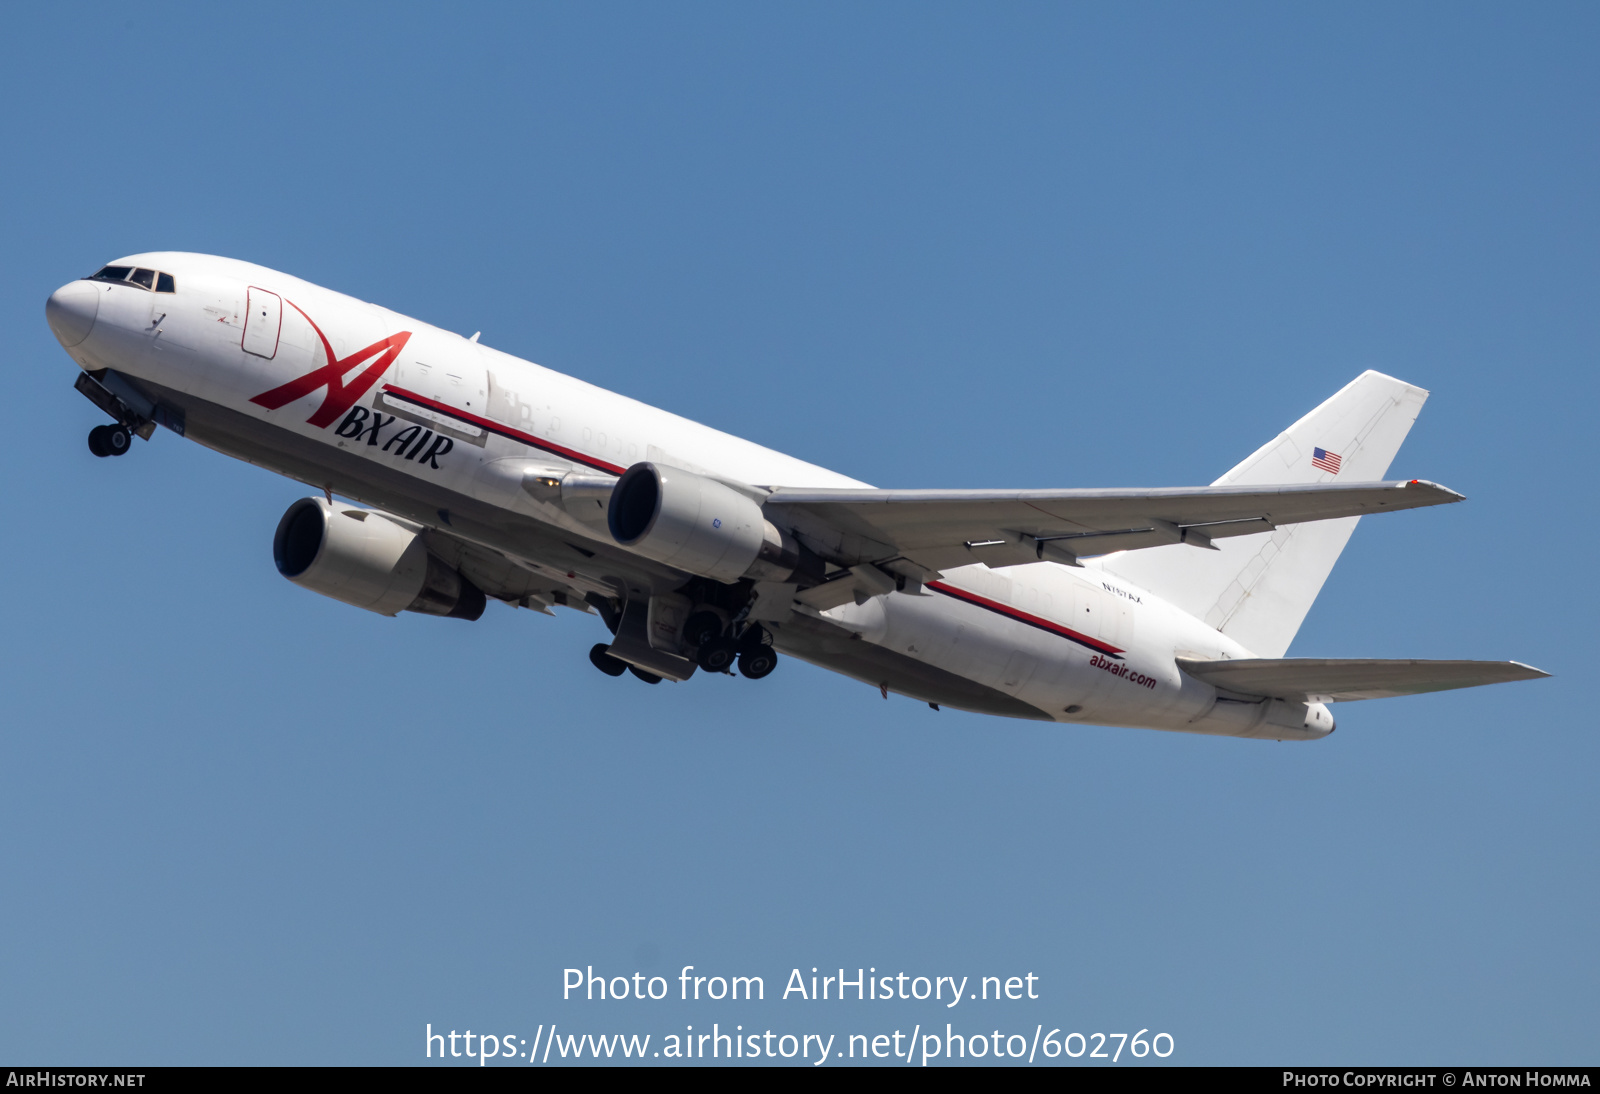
[1103,370,1429,657]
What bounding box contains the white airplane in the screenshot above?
[46,253,1546,740]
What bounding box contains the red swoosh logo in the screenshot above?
[250,301,412,428]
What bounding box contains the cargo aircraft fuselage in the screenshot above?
[45,253,1545,738]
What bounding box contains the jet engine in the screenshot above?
[606,462,804,584]
[272,497,486,619]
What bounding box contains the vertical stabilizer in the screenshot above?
[1103,370,1429,657]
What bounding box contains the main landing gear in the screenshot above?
[588,610,780,683]
[737,639,778,680]
[87,423,132,457]
[589,643,665,685]
[588,644,628,677]
[684,612,778,679]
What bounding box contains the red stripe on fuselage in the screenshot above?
[381,385,628,476]
[926,580,1125,659]
[376,390,1123,660]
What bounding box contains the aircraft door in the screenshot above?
[999,651,1037,695]
[1070,581,1102,637]
[393,348,486,415]
[1067,581,1128,646]
[949,620,1004,684]
[241,287,282,359]
[1103,596,1132,649]
[381,334,489,445]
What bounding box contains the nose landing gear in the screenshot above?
[76,370,162,459]
[87,423,132,457]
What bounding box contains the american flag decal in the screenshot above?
[1312,447,1342,474]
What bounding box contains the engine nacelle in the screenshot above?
[273,498,485,619]
[607,462,801,584]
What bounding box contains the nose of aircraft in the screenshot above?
[46,280,100,348]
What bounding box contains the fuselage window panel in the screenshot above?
[129,268,155,289]
[90,266,132,284]
[156,272,176,293]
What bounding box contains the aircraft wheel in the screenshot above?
[697,637,738,674]
[87,425,113,457]
[629,666,662,685]
[588,643,628,677]
[104,424,132,455]
[683,611,723,649]
[738,646,778,680]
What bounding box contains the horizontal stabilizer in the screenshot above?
[1177,657,1549,703]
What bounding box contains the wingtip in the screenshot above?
[1403,479,1466,503]
[1508,661,1553,680]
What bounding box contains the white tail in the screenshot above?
[1103,370,1430,657]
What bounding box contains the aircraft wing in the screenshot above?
[1175,657,1550,703]
[418,527,613,615]
[764,478,1461,574]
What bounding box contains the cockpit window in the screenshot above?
[85,265,176,292]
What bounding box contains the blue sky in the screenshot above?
[1,2,1594,1065]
